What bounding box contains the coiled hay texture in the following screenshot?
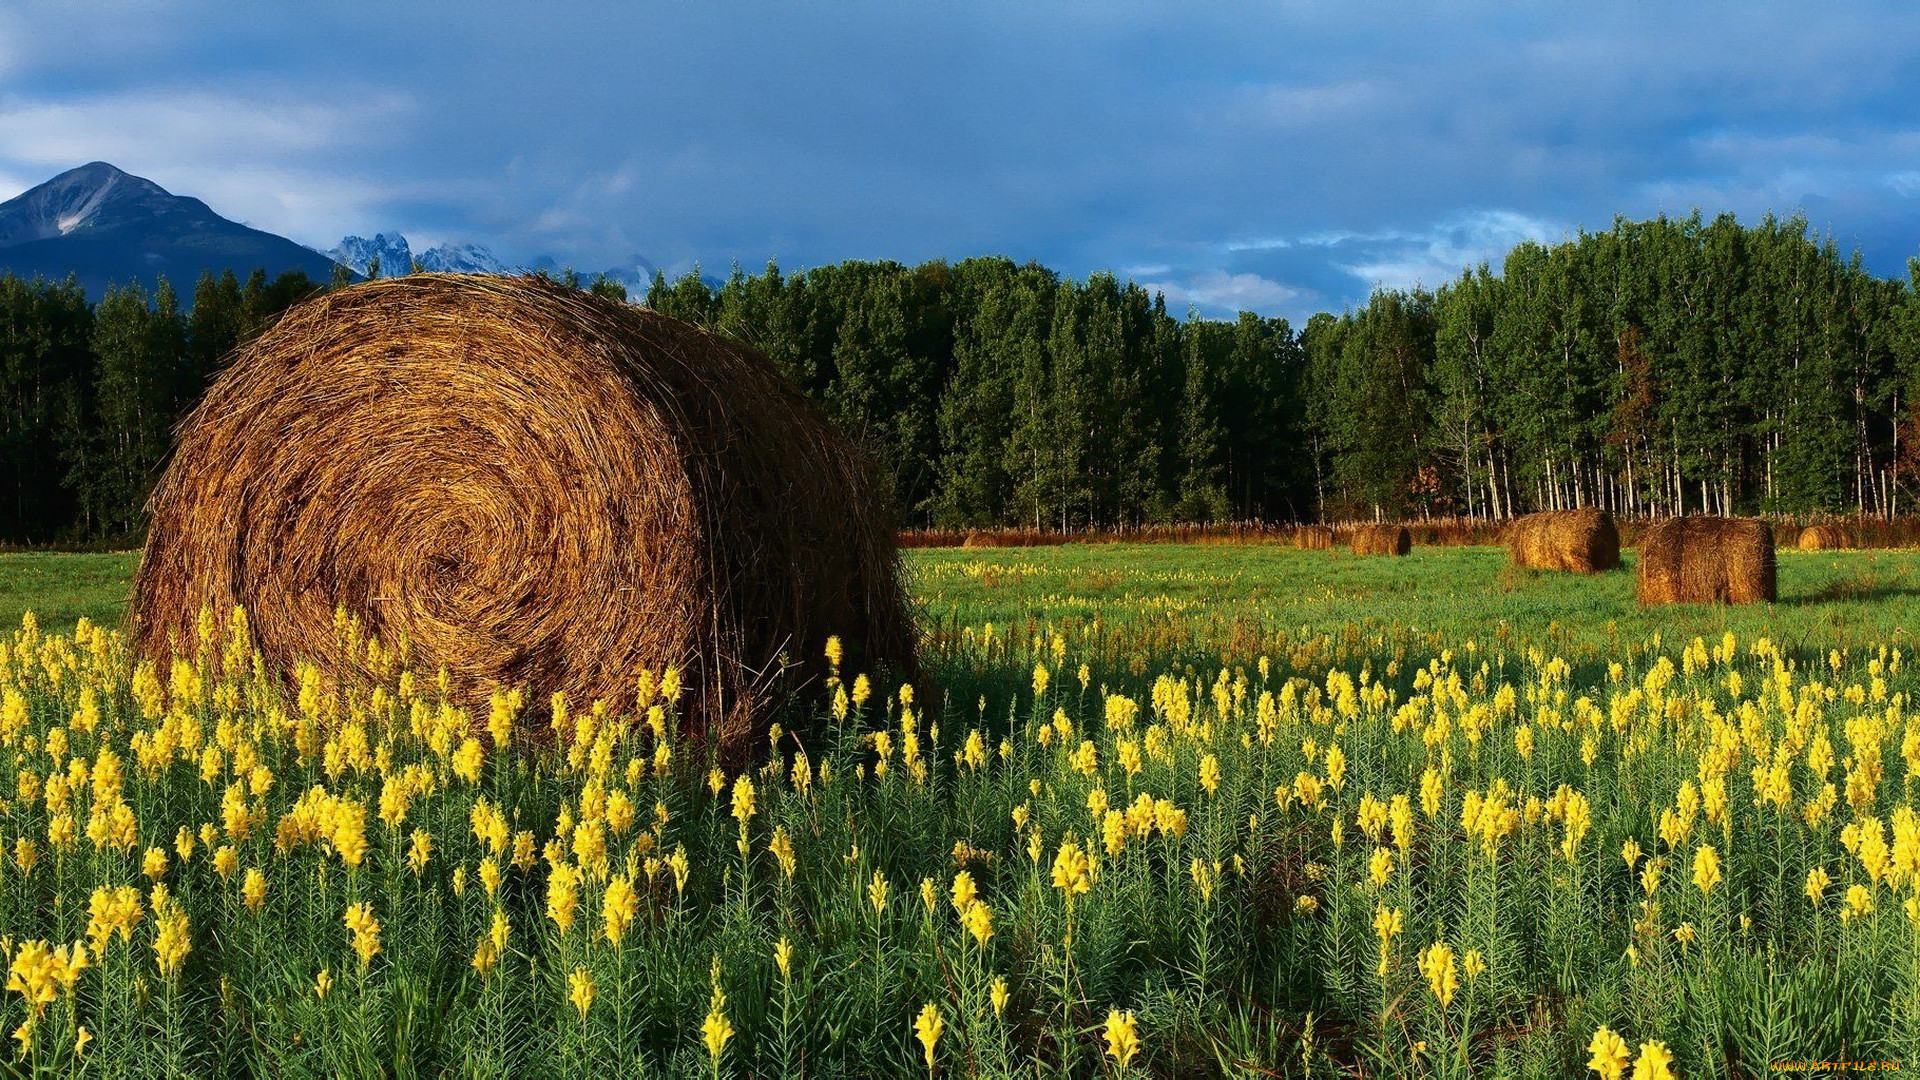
[1504,508,1621,573]
[1351,523,1411,556]
[132,274,915,756]
[1635,515,1775,605]
[1295,525,1335,551]
[1798,524,1850,551]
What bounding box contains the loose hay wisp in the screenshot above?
[131,274,916,755]
[1635,515,1775,605]
[1505,508,1621,573]
[1351,524,1411,557]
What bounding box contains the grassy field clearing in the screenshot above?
[12,543,1920,648]
[0,543,1917,1076]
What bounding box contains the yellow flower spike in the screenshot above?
[913,1002,943,1072]
[961,899,994,946]
[990,976,1010,1016]
[407,829,433,876]
[951,870,978,914]
[1417,941,1458,1007]
[1462,949,1486,981]
[1050,838,1092,896]
[72,1027,90,1059]
[603,875,638,945]
[869,871,890,917]
[1691,845,1722,897]
[731,775,756,824]
[1586,1026,1630,1080]
[1629,1040,1675,1080]
[558,966,594,1022]
[470,937,498,979]
[1103,1008,1141,1070]
[774,936,794,980]
[701,996,734,1064]
[343,903,381,968]
[241,868,267,913]
[1368,847,1394,889]
[1198,753,1221,795]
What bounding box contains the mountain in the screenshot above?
[336,233,660,292]
[328,232,414,278]
[0,162,344,299]
[418,242,512,275]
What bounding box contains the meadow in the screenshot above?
[0,542,1917,1077]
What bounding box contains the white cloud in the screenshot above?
[1329,209,1564,290]
[0,88,418,244]
[1140,269,1302,313]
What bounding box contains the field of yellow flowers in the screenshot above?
[1,544,1917,1076]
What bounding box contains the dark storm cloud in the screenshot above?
[2,1,1916,320]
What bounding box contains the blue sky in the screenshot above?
[1,1,1917,322]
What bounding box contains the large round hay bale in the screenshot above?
[1295,525,1334,551]
[131,275,915,754]
[1635,515,1775,605]
[1351,523,1411,556]
[1505,508,1620,573]
[1798,524,1850,551]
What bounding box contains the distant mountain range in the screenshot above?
[0,162,342,300]
[0,162,673,302]
[323,232,662,294]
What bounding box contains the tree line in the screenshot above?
[3,210,1918,544]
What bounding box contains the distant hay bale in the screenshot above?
[131,274,915,756]
[1505,508,1620,573]
[1351,523,1411,557]
[1798,524,1850,551]
[1295,525,1334,550]
[1635,516,1775,605]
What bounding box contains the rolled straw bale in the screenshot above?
[131,274,915,755]
[1295,525,1335,551]
[1351,523,1411,557]
[1798,524,1850,551]
[1635,515,1775,605]
[1504,508,1620,573]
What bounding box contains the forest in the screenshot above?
[3,210,1917,544]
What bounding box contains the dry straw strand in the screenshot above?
[1351,523,1411,557]
[1504,508,1620,573]
[1635,515,1775,605]
[131,274,916,756]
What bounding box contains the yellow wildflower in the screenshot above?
[1103,1008,1141,1070]
[913,1002,943,1071]
[1587,1026,1630,1080]
[568,966,595,1019]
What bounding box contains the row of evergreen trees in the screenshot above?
[647,211,1920,526]
[0,269,323,543]
[3,210,1917,544]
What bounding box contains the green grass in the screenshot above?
[19,544,1920,649]
[0,551,136,632]
[910,542,1920,667]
